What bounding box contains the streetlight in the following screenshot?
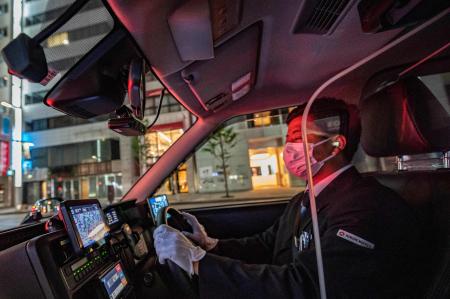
[1,101,19,109]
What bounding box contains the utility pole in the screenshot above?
[10,0,23,209]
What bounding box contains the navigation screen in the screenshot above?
[69,203,109,248]
[105,208,120,226]
[101,263,128,299]
[147,195,169,220]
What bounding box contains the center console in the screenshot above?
[22,198,167,299]
[60,247,111,290]
[0,197,174,299]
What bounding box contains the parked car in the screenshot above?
[21,197,63,225]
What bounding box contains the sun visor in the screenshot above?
[168,0,214,61]
[181,25,260,111]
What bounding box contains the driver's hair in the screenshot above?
[286,97,361,161]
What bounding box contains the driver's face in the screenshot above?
[286,115,326,144]
[285,115,335,162]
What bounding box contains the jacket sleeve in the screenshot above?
[198,227,373,298]
[197,197,409,299]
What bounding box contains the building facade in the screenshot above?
[0,0,13,207]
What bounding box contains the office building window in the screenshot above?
[31,139,121,168]
[68,22,112,43]
[246,108,290,128]
[0,27,7,39]
[44,22,113,48]
[0,4,8,15]
[30,147,48,168]
[145,94,182,115]
[0,76,7,88]
[31,119,48,131]
[24,90,47,105]
[24,0,104,27]
[46,32,69,48]
[26,114,109,132]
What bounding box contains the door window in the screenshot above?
[153,108,305,207]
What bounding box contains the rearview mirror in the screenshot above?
[43,29,134,118]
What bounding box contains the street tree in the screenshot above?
[202,127,238,197]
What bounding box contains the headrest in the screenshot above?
[361,77,450,157]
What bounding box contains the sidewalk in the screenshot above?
[0,207,29,215]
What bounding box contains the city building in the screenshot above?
[0,0,13,208]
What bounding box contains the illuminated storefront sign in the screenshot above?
[1,117,10,136]
[0,141,10,176]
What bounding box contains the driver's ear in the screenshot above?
[331,135,346,155]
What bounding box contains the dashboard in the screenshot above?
[0,197,173,299]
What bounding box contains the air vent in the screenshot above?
[293,0,352,35]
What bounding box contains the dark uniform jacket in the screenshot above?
[198,167,420,299]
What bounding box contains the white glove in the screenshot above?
[153,224,206,275]
[181,212,218,251]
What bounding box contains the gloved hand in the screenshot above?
[153,224,206,275]
[181,212,218,251]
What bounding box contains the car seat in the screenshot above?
[360,76,450,299]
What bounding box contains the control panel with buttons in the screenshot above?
[61,248,111,290]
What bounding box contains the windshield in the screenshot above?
[0,1,194,231]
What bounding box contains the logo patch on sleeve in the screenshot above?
[337,229,375,249]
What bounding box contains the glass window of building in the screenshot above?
[0,27,7,38]
[144,128,184,165]
[25,90,48,105]
[24,0,103,27]
[46,32,69,48]
[44,22,113,48]
[0,76,8,88]
[0,4,8,15]
[145,94,182,115]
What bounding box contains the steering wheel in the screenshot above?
[156,207,198,298]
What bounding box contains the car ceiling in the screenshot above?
[108,0,448,119]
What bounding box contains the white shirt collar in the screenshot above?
[307,164,352,197]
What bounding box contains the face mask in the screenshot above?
[283,137,336,179]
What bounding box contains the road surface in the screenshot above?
[0,213,27,231]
